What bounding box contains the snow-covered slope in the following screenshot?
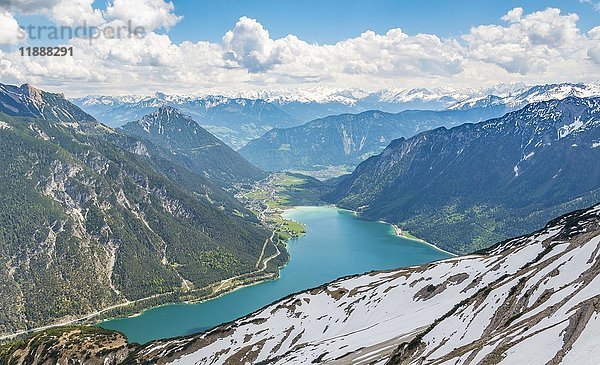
[450,83,600,111]
[389,205,600,364]
[132,203,600,365]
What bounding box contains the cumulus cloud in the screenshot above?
[51,0,104,26]
[501,7,523,23]
[588,26,600,64]
[331,29,463,77]
[463,8,583,74]
[221,17,464,79]
[0,11,25,45]
[105,0,182,31]
[222,17,280,72]
[0,7,598,95]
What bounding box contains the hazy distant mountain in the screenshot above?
[72,85,519,130]
[230,86,473,121]
[327,97,600,253]
[226,84,532,120]
[121,106,264,186]
[72,82,600,152]
[72,94,301,149]
[238,108,510,171]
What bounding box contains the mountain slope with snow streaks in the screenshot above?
[130,204,600,365]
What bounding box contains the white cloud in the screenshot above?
[105,0,182,31]
[1,0,59,14]
[0,11,25,45]
[50,0,104,26]
[588,26,600,64]
[0,7,598,95]
[463,8,584,74]
[221,18,464,79]
[3,0,183,30]
[222,16,280,72]
[501,7,523,23]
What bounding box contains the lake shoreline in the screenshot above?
[92,205,450,343]
[98,205,457,334]
[298,204,459,257]
[387,223,458,257]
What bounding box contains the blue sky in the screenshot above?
[13,0,599,47]
[166,0,598,44]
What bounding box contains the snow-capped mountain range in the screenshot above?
[450,82,600,110]
[75,82,600,112]
[224,83,531,106]
[71,82,600,150]
[75,83,531,108]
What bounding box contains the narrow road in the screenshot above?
[255,231,276,268]
[213,231,278,292]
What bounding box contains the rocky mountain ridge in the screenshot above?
[0,83,276,337]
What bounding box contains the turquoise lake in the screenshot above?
[98,206,450,344]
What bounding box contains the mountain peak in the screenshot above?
[122,107,264,185]
[153,91,169,100]
[155,105,181,113]
[19,83,42,97]
[127,107,196,138]
[142,105,194,126]
[0,82,95,123]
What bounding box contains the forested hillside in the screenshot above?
[327,97,600,253]
[0,84,272,336]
